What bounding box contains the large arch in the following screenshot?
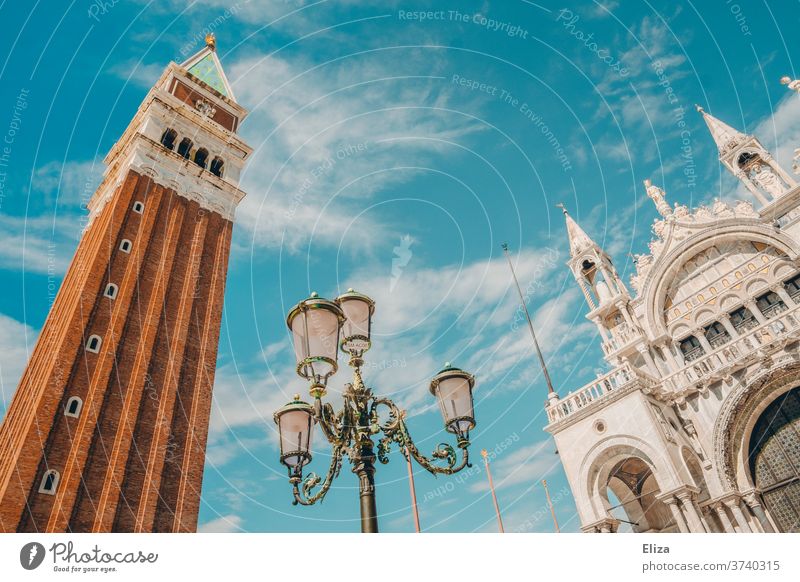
[713,357,800,495]
[747,387,800,532]
[580,435,681,529]
[641,221,800,338]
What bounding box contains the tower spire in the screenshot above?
[696,104,797,204]
[558,203,597,258]
[695,104,748,155]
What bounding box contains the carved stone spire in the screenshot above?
[558,203,596,258]
[695,104,748,155]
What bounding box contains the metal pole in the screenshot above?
[482,450,504,533]
[501,243,556,394]
[405,447,421,532]
[542,479,560,533]
[354,452,379,533]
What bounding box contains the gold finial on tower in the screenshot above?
[205,33,217,51]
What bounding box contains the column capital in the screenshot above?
[583,517,620,533]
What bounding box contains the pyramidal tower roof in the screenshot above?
[180,33,236,101]
[559,204,597,258]
[695,105,748,155]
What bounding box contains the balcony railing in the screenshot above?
[662,302,800,393]
[545,362,657,424]
[601,323,638,355]
[547,301,800,426]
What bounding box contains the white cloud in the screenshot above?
[197,514,244,533]
[0,314,37,417]
[0,213,77,276]
[31,159,103,208]
[228,50,484,252]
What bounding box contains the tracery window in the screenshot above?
[749,387,800,532]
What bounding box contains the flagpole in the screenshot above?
[481,449,505,533]
[501,243,556,395]
[542,479,560,532]
[404,447,421,532]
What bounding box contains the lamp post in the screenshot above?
[274,289,477,533]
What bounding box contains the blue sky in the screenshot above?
[0,0,799,533]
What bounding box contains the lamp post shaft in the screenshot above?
[357,465,379,533]
[352,397,379,533]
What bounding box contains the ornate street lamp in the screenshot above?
[275,289,477,533]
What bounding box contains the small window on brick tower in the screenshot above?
[120,239,132,253]
[65,396,83,418]
[194,148,209,169]
[209,157,224,177]
[104,283,118,299]
[86,335,102,354]
[39,470,60,495]
[160,128,177,150]
[177,137,193,159]
[133,201,144,214]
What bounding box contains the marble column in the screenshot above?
[659,341,680,371]
[638,346,661,378]
[693,329,714,355]
[773,284,795,307]
[725,498,752,533]
[718,313,739,339]
[664,497,689,533]
[744,494,775,533]
[698,508,715,533]
[745,299,768,325]
[713,502,735,533]
[677,491,705,532]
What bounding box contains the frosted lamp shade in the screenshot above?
[337,289,374,341]
[287,296,342,379]
[275,399,315,468]
[430,366,475,435]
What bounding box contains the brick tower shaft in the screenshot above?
[0,36,251,532]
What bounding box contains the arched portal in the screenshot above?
[605,457,674,532]
[748,386,800,532]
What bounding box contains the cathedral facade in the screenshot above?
[0,36,251,532]
[547,102,800,533]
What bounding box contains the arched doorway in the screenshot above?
[748,386,800,532]
[606,458,674,532]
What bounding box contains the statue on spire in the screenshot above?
[781,76,800,94]
[205,32,216,51]
[644,179,672,218]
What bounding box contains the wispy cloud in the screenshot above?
[0,314,37,417]
[197,513,244,533]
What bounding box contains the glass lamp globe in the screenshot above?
[429,363,476,439]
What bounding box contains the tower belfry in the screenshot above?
[696,105,797,205]
[0,36,252,532]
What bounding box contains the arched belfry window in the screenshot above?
[160,128,177,150]
[737,151,759,170]
[209,157,224,177]
[39,470,60,495]
[177,138,193,159]
[65,396,83,418]
[194,148,209,169]
[581,259,598,284]
[748,387,800,532]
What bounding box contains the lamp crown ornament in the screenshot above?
[275,288,477,532]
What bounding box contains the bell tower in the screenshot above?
[696,104,797,205]
[0,35,252,532]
